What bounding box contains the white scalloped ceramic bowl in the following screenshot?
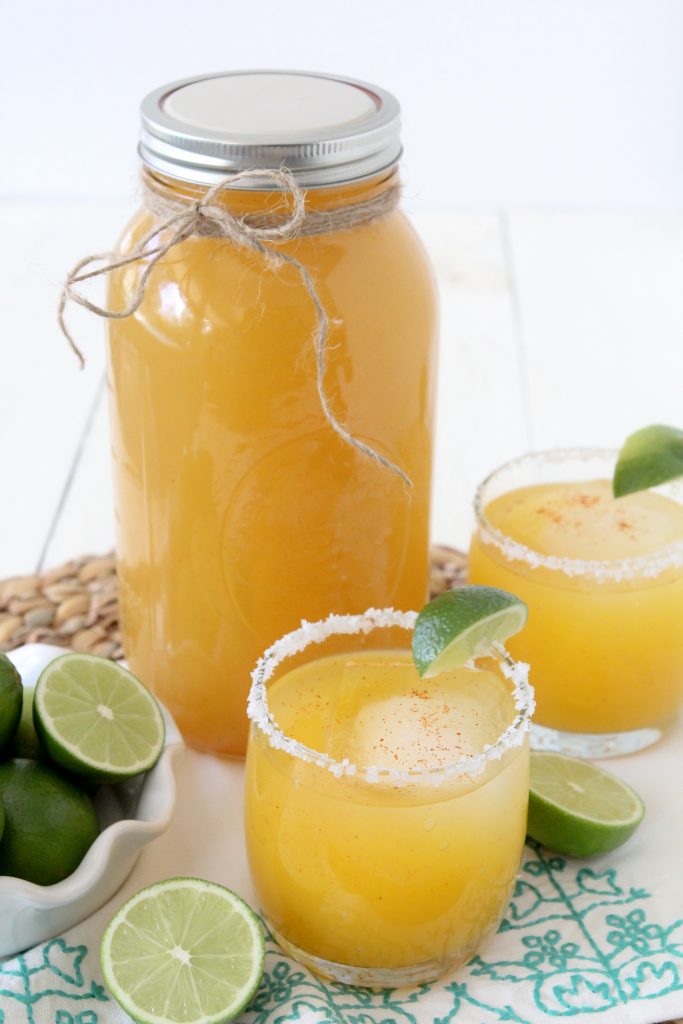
[0,644,183,958]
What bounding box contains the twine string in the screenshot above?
[58,167,411,487]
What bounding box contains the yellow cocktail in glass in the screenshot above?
[245,609,533,986]
[468,449,683,757]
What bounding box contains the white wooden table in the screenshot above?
[2,203,683,577]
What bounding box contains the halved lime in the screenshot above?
[101,878,265,1024]
[613,423,683,497]
[528,751,645,858]
[412,585,527,678]
[33,653,164,782]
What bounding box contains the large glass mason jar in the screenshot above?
[106,71,438,755]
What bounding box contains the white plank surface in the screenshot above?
[41,375,115,568]
[4,204,683,574]
[507,209,683,448]
[0,202,125,576]
[414,211,530,548]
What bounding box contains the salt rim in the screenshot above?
[474,447,683,584]
[247,607,534,785]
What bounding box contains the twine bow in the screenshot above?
[58,168,411,487]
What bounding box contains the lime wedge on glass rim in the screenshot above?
[613,424,683,497]
[33,653,164,782]
[101,877,265,1024]
[528,752,645,858]
[412,585,528,678]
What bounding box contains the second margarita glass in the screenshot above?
[469,448,683,757]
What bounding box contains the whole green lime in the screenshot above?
[0,653,23,754]
[0,759,99,885]
[9,688,45,761]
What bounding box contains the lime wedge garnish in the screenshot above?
[412,585,527,678]
[613,424,683,497]
[528,751,644,858]
[34,653,165,782]
[101,878,265,1024]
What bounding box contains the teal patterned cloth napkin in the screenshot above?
[1,719,681,1024]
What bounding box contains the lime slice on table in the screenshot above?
[33,653,164,782]
[528,752,644,858]
[613,424,683,497]
[101,878,265,1024]
[412,585,528,678]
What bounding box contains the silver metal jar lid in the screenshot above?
[139,70,402,189]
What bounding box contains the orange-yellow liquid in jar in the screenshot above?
[107,172,437,755]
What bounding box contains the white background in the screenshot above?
[4,10,683,1009]
[4,0,683,207]
[2,1,683,574]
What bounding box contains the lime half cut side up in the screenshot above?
[613,423,683,497]
[33,653,165,782]
[101,877,265,1024]
[412,585,528,678]
[528,751,645,858]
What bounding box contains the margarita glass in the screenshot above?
[468,449,683,757]
[244,608,533,987]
